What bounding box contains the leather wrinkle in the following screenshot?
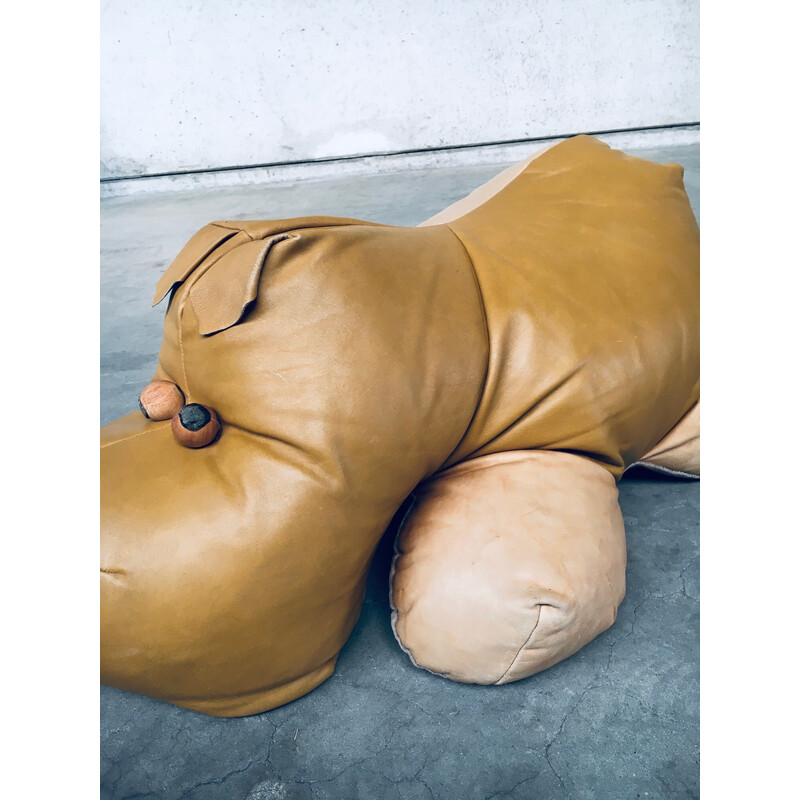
[462,357,590,465]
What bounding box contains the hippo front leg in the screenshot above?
[390,451,626,684]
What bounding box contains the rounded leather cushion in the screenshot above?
[391,450,626,684]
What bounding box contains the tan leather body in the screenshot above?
[101,136,699,715]
[435,135,699,474]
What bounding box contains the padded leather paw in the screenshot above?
[390,451,626,684]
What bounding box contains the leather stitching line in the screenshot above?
[494,604,543,684]
[387,496,455,681]
[174,229,256,401]
[178,304,190,402]
[438,223,491,467]
[100,423,171,450]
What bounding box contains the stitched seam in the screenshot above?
[494,605,543,684]
[388,496,454,680]
[178,305,190,402]
[174,229,256,401]
[154,227,239,305]
[190,233,296,335]
[211,221,256,232]
[428,449,545,483]
[633,397,699,467]
[627,461,700,479]
[100,423,171,450]
[438,223,491,467]
[162,655,338,705]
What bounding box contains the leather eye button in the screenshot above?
[172,403,221,448]
[138,380,185,421]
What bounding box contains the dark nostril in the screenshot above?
[172,403,221,448]
[178,404,211,431]
[138,380,185,421]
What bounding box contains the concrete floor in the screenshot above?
[101,143,700,800]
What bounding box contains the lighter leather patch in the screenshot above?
[189,234,296,336]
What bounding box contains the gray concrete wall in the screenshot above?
[101,0,699,180]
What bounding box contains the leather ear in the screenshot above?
[153,217,377,308]
[152,223,244,306]
[189,234,295,336]
[663,161,686,181]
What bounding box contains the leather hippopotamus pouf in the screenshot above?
[101,135,699,717]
